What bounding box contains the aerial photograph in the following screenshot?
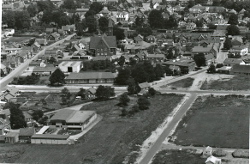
[0,0,249,163]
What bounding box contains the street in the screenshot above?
[0,33,76,91]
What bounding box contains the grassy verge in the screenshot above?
[152,149,205,164]
[201,75,250,90]
[171,95,249,149]
[3,94,183,164]
[161,77,194,89]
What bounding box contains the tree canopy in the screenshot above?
[49,68,65,86]
[119,93,130,106]
[148,10,163,29]
[137,96,150,110]
[223,37,232,50]
[115,67,131,85]
[96,85,115,99]
[226,25,240,36]
[193,53,206,67]
[113,26,125,40]
[228,14,239,25]
[99,17,109,33]
[8,102,27,129]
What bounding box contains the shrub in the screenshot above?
[212,149,227,157]
[232,149,249,158]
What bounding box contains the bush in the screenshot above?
[212,149,227,157]
[232,150,249,158]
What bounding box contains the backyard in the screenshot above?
[171,95,249,149]
[152,149,205,164]
[201,75,250,90]
[0,94,184,164]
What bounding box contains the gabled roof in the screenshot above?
[147,54,165,58]
[223,58,243,65]
[89,36,117,49]
[19,128,35,137]
[205,156,221,164]
[139,82,150,89]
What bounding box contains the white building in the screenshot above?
[58,61,83,73]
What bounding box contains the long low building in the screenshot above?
[49,109,97,130]
[31,134,70,144]
[65,72,115,84]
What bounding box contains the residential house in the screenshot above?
[89,36,117,56]
[45,28,55,33]
[47,32,60,41]
[0,87,20,102]
[0,118,10,136]
[134,51,148,61]
[65,72,115,84]
[146,54,165,61]
[186,22,197,30]
[189,4,206,16]
[85,88,96,99]
[134,34,144,43]
[192,43,218,57]
[231,37,243,46]
[49,109,97,130]
[230,64,250,75]
[229,45,248,56]
[19,128,35,143]
[23,111,33,123]
[223,58,245,66]
[138,82,150,95]
[125,41,153,54]
[163,58,196,72]
[146,35,156,43]
[0,109,10,120]
[32,67,57,75]
[58,61,83,73]
[35,39,48,46]
[5,131,19,143]
[205,156,222,164]
[0,63,8,76]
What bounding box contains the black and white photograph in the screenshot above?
[0,0,249,163]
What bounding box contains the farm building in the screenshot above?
[31,134,70,144]
[58,61,83,73]
[19,128,35,143]
[65,72,115,84]
[49,109,97,130]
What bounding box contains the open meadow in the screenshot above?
[0,94,183,164]
[171,95,249,149]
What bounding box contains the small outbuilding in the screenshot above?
[19,127,35,143]
[5,131,19,143]
[31,134,70,144]
[205,155,222,164]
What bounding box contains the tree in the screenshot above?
[118,56,126,66]
[89,2,103,14]
[61,0,76,10]
[119,93,130,106]
[32,110,44,121]
[137,96,150,110]
[8,102,27,129]
[136,26,153,38]
[61,87,71,105]
[49,68,65,86]
[86,16,97,33]
[223,37,232,50]
[113,26,125,40]
[154,64,164,80]
[99,17,109,33]
[96,85,115,100]
[148,10,163,29]
[135,17,144,27]
[165,66,172,75]
[228,13,239,25]
[207,64,216,73]
[2,11,15,28]
[148,87,156,96]
[77,88,86,99]
[27,3,38,17]
[37,1,55,12]
[193,53,206,67]
[115,67,131,85]
[195,19,203,28]
[127,78,140,95]
[226,25,240,36]
[164,15,178,29]
[131,64,149,83]
[150,0,153,8]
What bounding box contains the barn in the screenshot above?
[31,134,70,144]
[49,109,97,130]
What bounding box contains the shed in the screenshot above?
[31,134,70,144]
[19,128,35,143]
[5,131,19,143]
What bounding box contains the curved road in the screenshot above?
[0,33,76,91]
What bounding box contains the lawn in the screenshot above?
[201,75,250,90]
[0,94,183,164]
[161,77,194,89]
[152,149,205,164]
[171,95,249,149]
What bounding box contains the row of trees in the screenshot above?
[148,10,178,29]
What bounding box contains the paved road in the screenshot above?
[159,89,250,95]
[0,33,76,91]
[138,93,198,164]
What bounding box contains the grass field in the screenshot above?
[201,75,250,90]
[0,94,183,164]
[161,77,194,89]
[171,95,249,149]
[152,149,205,164]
